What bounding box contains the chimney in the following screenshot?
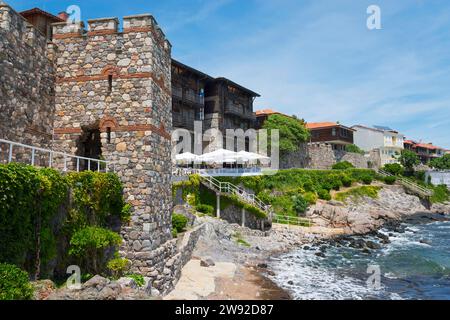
[58,11,68,21]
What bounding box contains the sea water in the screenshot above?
[268,221,450,300]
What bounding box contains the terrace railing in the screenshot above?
[272,214,313,228]
[378,169,433,197]
[0,138,114,173]
[199,173,273,219]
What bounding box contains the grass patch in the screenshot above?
[334,186,382,203]
[233,232,251,247]
[430,185,450,204]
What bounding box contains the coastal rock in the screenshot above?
[365,241,381,250]
[32,280,56,300]
[200,258,215,267]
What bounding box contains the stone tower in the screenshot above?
[51,15,175,288]
[0,3,56,149]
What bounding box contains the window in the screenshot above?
[106,127,111,144]
[332,128,337,136]
[108,75,113,94]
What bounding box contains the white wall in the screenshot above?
[425,171,450,188]
[353,127,384,151]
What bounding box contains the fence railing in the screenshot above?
[0,138,114,173]
[378,169,433,197]
[200,174,273,218]
[272,214,313,227]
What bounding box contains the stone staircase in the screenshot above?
[378,169,433,198]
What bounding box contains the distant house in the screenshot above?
[255,109,284,129]
[352,125,404,165]
[306,122,355,151]
[20,7,66,40]
[404,140,446,164]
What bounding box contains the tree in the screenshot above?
[429,154,450,170]
[262,114,310,155]
[399,150,420,173]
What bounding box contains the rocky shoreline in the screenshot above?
[167,184,449,300]
[36,184,450,300]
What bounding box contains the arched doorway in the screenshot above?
[77,122,102,171]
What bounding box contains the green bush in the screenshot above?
[0,263,34,300]
[342,176,353,188]
[69,227,122,274]
[172,214,189,233]
[303,192,318,205]
[171,228,178,238]
[318,189,331,201]
[330,178,343,191]
[431,185,450,204]
[195,204,214,216]
[127,274,145,287]
[382,163,404,176]
[107,257,131,279]
[384,176,397,185]
[335,186,381,202]
[332,161,355,170]
[361,174,373,185]
[429,154,450,170]
[292,195,309,214]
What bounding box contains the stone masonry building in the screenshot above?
[0,3,187,293]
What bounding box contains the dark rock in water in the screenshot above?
[319,246,327,253]
[258,263,268,269]
[389,233,394,237]
[419,239,432,245]
[287,281,294,285]
[303,246,311,251]
[381,239,391,244]
[315,252,326,258]
[366,241,381,250]
[349,238,366,249]
[375,232,389,242]
[362,248,371,254]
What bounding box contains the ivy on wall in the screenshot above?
[0,163,129,280]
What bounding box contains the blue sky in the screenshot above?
[7,0,450,148]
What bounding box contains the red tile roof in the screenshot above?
[414,143,440,150]
[255,109,280,116]
[305,122,338,129]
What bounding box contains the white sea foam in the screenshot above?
[268,250,390,300]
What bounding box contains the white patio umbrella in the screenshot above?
[175,152,198,163]
[236,151,270,161]
[197,149,238,163]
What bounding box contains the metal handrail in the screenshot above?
[272,214,313,227]
[200,174,273,217]
[378,169,433,196]
[0,138,114,173]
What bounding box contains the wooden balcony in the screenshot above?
[224,102,255,120]
[172,86,204,107]
[173,113,196,131]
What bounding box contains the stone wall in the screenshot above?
[0,4,55,150]
[221,203,272,231]
[281,143,381,170]
[50,16,174,279]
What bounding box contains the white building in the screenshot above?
[352,125,405,166]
